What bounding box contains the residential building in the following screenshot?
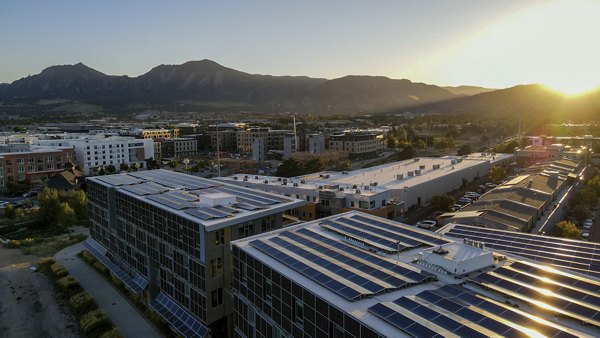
[305,133,325,154]
[85,170,304,337]
[45,162,85,195]
[232,211,600,338]
[328,132,383,160]
[0,147,74,190]
[119,128,180,139]
[159,138,198,158]
[208,123,246,152]
[34,135,154,175]
[236,128,291,154]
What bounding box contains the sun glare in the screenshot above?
[440,0,600,91]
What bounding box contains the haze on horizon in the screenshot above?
[1,0,598,95]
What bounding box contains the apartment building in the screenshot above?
[236,128,291,154]
[158,138,198,159]
[34,136,154,175]
[328,132,383,160]
[0,147,74,190]
[119,128,180,139]
[85,170,304,337]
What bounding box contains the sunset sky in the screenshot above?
[1,0,598,94]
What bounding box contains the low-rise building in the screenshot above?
[236,127,291,154]
[119,128,180,139]
[328,132,383,160]
[0,146,74,190]
[516,143,589,167]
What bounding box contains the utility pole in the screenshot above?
[216,123,221,177]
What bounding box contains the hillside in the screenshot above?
[442,85,497,96]
[0,60,457,114]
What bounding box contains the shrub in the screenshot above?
[93,262,109,275]
[81,250,96,264]
[80,309,112,335]
[5,240,21,248]
[146,308,171,332]
[50,263,69,278]
[56,275,82,295]
[110,275,123,289]
[37,256,56,267]
[21,237,43,247]
[69,292,98,315]
[99,327,125,338]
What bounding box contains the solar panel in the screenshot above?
[368,303,444,338]
[120,181,170,196]
[444,224,600,278]
[472,261,600,327]
[130,170,219,190]
[250,227,433,301]
[83,239,148,294]
[184,207,234,220]
[216,185,287,204]
[94,174,144,186]
[150,292,209,338]
[147,191,199,210]
[350,214,450,246]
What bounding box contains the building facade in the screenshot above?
[236,128,291,154]
[0,147,74,190]
[328,132,383,160]
[86,170,303,337]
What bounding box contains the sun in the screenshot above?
[543,82,599,97]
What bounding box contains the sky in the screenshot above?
[1,0,598,94]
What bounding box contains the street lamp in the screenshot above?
[183,158,190,174]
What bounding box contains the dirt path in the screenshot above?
[0,246,80,338]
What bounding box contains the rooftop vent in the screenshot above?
[419,165,426,170]
[199,193,236,208]
[396,174,404,180]
[433,164,440,170]
[356,189,361,194]
[415,169,421,175]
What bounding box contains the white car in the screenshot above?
[485,183,497,188]
[452,204,463,212]
[582,232,590,241]
[416,220,437,229]
[0,201,9,208]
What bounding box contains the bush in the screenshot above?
[56,276,82,295]
[110,275,123,289]
[146,308,171,333]
[81,249,96,263]
[37,256,56,267]
[93,262,109,275]
[50,263,69,278]
[70,292,98,315]
[21,237,43,247]
[80,309,112,335]
[99,327,125,338]
[5,239,21,248]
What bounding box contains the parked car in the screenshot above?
[464,192,480,200]
[485,183,497,189]
[583,223,592,231]
[451,204,464,212]
[22,191,37,198]
[416,220,437,230]
[583,232,590,241]
[0,201,9,208]
[458,197,473,205]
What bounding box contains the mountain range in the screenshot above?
[0,60,599,118]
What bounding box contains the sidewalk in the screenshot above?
[55,239,162,338]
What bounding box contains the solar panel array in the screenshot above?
[130,170,219,190]
[443,224,600,278]
[250,227,434,301]
[95,174,143,186]
[84,239,148,294]
[150,292,209,338]
[369,283,578,338]
[320,214,450,254]
[120,181,170,196]
[473,260,600,327]
[185,207,235,220]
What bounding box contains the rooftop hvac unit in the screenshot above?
[342,171,349,175]
[419,165,426,170]
[339,187,344,191]
[254,176,259,179]
[456,158,463,163]
[433,164,440,170]
[352,185,358,189]
[356,189,361,194]
[451,159,457,165]
[233,176,238,180]
[319,186,323,189]
[415,169,421,175]
[293,182,299,187]
[323,174,330,179]
[396,174,404,180]
[414,158,420,162]
[301,180,306,184]
[282,182,287,185]
[243,177,248,181]
[370,182,378,186]
[277,177,282,181]
[407,171,414,176]
[264,180,269,184]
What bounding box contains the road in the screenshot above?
[55,238,162,338]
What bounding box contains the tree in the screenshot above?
[572,188,598,207]
[572,205,590,223]
[386,136,396,149]
[106,165,116,174]
[457,144,472,156]
[588,175,600,196]
[168,160,179,168]
[69,190,88,221]
[489,166,506,183]
[57,202,77,231]
[276,158,304,177]
[97,167,106,176]
[120,163,129,171]
[38,187,61,227]
[431,193,455,212]
[333,160,352,171]
[4,204,16,220]
[396,143,416,161]
[553,220,581,239]
[304,158,325,173]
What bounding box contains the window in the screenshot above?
[211,288,223,308]
[240,262,248,284]
[248,304,255,325]
[331,324,344,338]
[293,298,304,328]
[214,230,225,246]
[211,257,223,278]
[17,158,24,164]
[238,223,254,238]
[264,279,272,304]
[350,201,355,208]
[359,201,369,209]
[381,199,386,207]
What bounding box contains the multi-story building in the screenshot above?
[119,128,180,140]
[208,123,246,152]
[159,138,198,159]
[305,133,325,154]
[232,211,600,338]
[34,135,154,175]
[328,132,384,160]
[236,128,291,154]
[85,170,304,337]
[0,147,74,190]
